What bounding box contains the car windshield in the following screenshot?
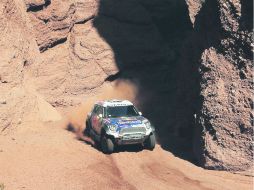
[106,105,139,118]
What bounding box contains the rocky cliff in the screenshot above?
[0,0,252,171]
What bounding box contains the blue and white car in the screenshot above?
[85,100,156,153]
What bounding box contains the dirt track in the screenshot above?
[0,121,252,190]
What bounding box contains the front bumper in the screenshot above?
[115,133,150,145]
[106,127,154,145]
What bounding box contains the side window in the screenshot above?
[97,106,103,116]
[93,105,103,116]
[92,105,98,114]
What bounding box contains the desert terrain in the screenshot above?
[0,119,252,190]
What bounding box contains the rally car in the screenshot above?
[85,100,156,153]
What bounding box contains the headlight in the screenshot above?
[108,125,117,132]
[144,120,151,130]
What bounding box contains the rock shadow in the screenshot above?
[93,0,223,164]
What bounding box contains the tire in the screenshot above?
[101,136,114,154]
[84,120,91,136]
[144,133,156,150]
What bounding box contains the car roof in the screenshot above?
[95,99,133,107]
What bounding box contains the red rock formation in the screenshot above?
[0,0,252,171]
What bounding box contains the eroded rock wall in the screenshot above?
[192,0,253,170]
[0,0,40,134]
[0,0,252,171]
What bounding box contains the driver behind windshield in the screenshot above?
[106,106,139,118]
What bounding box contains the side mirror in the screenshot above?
[139,112,142,116]
[98,114,103,118]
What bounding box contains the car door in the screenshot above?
[91,105,103,134]
[91,105,98,131]
[95,106,104,134]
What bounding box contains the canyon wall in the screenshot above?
[0,0,252,171]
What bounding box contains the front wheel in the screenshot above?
[84,120,91,136]
[144,133,156,150]
[101,136,114,154]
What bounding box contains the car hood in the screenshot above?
[103,116,146,128]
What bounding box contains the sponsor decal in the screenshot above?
[104,119,110,123]
[109,103,130,107]
[103,117,145,128]
[118,120,142,125]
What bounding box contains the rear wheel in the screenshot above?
[101,136,114,154]
[144,133,156,150]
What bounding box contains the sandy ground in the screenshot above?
[0,121,252,190]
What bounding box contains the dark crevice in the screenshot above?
[42,19,49,24]
[75,15,96,25]
[23,60,28,67]
[105,71,122,82]
[27,0,51,12]
[39,37,67,52]
[239,70,246,79]
[239,123,246,133]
